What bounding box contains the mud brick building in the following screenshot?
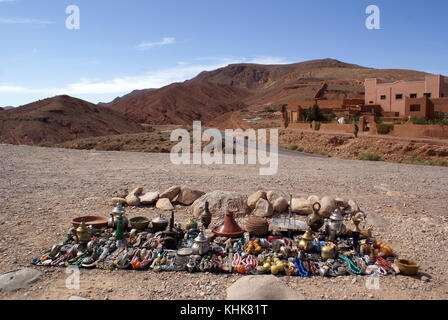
[365,75,448,118]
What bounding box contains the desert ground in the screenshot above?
[0,143,447,300]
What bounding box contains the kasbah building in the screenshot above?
[283,75,448,123]
[365,74,448,119]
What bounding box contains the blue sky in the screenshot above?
[0,0,447,107]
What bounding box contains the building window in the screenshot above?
[380,95,386,100]
[424,93,432,98]
[410,93,417,98]
[410,104,421,112]
[369,101,374,104]
[395,94,403,100]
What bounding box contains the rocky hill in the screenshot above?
[0,95,146,145]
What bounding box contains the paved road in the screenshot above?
[206,127,324,158]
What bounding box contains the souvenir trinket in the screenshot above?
[109,202,129,229]
[325,208,346,241]
[213,211,244,238]
[306,202,324,232]
[75,220,91,243]
[191,231,210,255]
[201,201,212,230]
[152,214,169,232]
[298,229,315,252]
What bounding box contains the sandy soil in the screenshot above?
[0,144,447,300]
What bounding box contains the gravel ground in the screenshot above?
[0,144,447,300]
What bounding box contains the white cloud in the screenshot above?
[0,17,54,24]
[136,37,176,50]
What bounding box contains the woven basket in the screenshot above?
[245,216,269,236]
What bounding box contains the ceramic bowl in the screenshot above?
[394,259,419,275]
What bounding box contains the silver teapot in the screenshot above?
[325,208,346,241]
[108,202,128,228]
[191,232,210,255]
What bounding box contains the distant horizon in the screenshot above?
[1,0,447,107]
[2,57,447,108]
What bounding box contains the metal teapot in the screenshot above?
[325,208,346,241]
[109,202,128,228]
[75,220,91,243]
[191,231,210,255]
[298,229,316,252]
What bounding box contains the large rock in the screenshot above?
[291,198,312,214]
[159,186,180,201]
[0,268,41,292]
[247,191,266,210]
[125,194,140,207]
[266,190,285,203]
[156,198,174,211]
[346,199,360,215]
[110,197,126,206]
[307,195,320,206]
[335,197,348,208]
[125,187,144,207]
[266,191,288,213]
[191,191,249,220]
[272,197,289,213]
[140,192,159,205]
[319,196,337,217]
[252,198,273,217]
[177,187,205,206]
[226,275,303,300]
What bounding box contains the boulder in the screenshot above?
[335,197,348,208]
[319,196,337,217]
[346,199,360,215]
[0,268,42,292]
[226,275,303,300]
[125,194,140,207]
[272,197,289,213]
[307,195,320,206]
[125,187,144,207]
[159,186,180,201]
[266,190,286,203]
[156,198,174,211]
[140,192,159,205]
[252,198,273,217]
[247,191,266,209]
[291,198,312,215]
[110,197,126,206]
[191,191,249,221]
[177,187,205,206]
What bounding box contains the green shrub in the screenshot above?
[357,152,383,161]
[314,122,321,131]
[38,142,53,148]
[376,123,394,134]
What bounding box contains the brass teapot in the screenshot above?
[75,220,91,243]
[298,229,316,252]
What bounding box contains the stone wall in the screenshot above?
[390,122,448,139]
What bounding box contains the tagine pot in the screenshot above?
[213,211,244,238]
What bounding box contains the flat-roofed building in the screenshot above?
[365,74,448,117]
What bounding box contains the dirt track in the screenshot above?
[0,144,447,300]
